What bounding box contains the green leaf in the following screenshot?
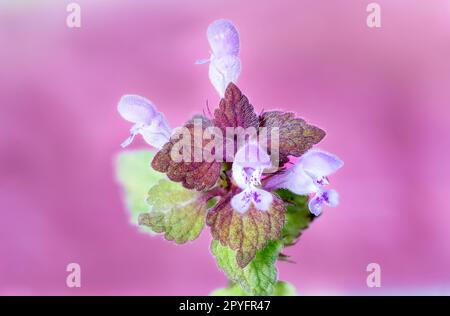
[210,280,296,296]
[211,239,282,296]
[210,283,248,296]
[276,189,315,247]
[138,179,207,244]
[115,150,166,231]
[207,194,285,268]
[272,281,296,296]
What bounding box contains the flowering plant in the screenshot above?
[116,19,343,296]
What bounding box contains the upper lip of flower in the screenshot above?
[117,94,171,149]
[197,19,241,97]
[264,149,343,215]
[232,143,271,186]
[266,149,343,195]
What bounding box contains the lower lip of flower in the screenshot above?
[252,191,261,203]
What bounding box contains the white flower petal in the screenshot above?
[323,189,339,207]
[308,189,339,216]
[233,143,271,169]
[232,143,271,189]
[140,129,170,149]
[118,95,172,148]
[300,149,343,178]
[308,194,323,216]
[264,165,318,195]
[207,19,240,58]
[139,114,171,149]
[208,55,241,97]
[286,168,318,195]
[231,190,252,214]
[117,95,157,125]
[251,188,273,211]
[232,165,249,189]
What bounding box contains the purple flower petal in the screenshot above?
[231,190,252,213]
[117,95,157,125]
[140,121,171,149]
[207,19,240,58]
[308,194,323,216]
[251,188,273,211]
[233,143,271,168]
[300,149,343,178]
[264,164,317,195]
[118,95,171,148]
[307,189,339,216]
[323,189,339,207]
[232,143,271,189]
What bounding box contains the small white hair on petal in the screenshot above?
[117,95,157,125]
[207,19,240,58]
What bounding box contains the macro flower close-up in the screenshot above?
[115,18,342,295]
[2,0,450,301]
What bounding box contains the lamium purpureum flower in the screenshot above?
[117,94,171,149]
[196,19,241,97]
[117,18,344,293]
[149,81,327,268]
[265,149,343,215]
[231,143,273,213]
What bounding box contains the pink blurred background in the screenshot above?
[1,0,450,295]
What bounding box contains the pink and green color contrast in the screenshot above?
[117,19,342,295]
